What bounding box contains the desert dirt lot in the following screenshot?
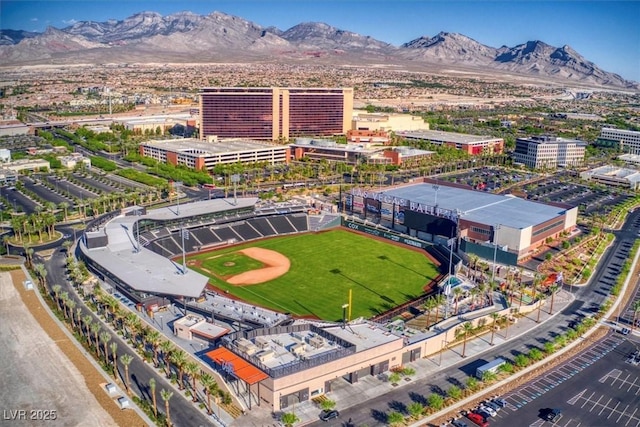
[0,270,142,427]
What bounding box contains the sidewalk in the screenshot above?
[236,289,574,426]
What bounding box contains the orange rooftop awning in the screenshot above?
[206,347,268,385]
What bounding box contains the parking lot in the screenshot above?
[522,178,633,221]
[442,167,537,192]
[475,334,640,427]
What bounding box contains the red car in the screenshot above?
[467,412,489,427]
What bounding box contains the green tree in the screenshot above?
[407,401,424,419]
[120,353,134,395]
[320,399,336,411]
[387,411,405,426]
[489,312,500,345]
[149,378,157,417]
[447,385,462,401]
[161,389,173,427]
[427,393,445,410]
[514,353,530,368]
[456,321,474,357]
[281,412,299,427]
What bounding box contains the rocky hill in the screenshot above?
[0,11,635,90]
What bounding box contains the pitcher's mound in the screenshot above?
[227,247,290,285]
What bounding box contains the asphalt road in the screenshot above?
[307,209,640,427]
[42,247,213,427]
[489,334,640,427]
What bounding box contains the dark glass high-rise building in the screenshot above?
[199,87,353,141]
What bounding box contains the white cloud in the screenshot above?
[62,19,78,25]
[30,18,38,22]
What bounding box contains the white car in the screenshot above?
[478,404,497,417]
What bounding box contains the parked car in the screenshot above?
[319,410,339,422]
[544,408,562,422]
[493,398,508,408]
[620,327,631,335]
[483,400,501,412]
[467,412,489,427]
[476,409,493,420]
[451,419,468,427]
[478,404,497,417]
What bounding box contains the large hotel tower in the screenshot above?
[199,87,354,141]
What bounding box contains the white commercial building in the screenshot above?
[598,127,640,154]
[580,165,640,190]
[513,136,586,169]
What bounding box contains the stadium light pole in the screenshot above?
[181,227,189,274]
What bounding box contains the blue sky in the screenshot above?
[2,0,639,82]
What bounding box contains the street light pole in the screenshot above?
[175,181,182,215]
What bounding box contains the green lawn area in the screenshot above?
[187,229,440,322]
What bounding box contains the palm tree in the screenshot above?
[58,201,69,222]
[52,284,62,310]
[90,323,101,355]
[457,321,474,357]
[535,292,545,323]
[146,329,162,367]
[160,341,175,378]
[120,353,134,395]
[503,313,512,339]
[489,312,501,345]
[548,284,559,314]
[109,342,118,378]
[67,299,77,327]
[423,297,437,327]
[82,315,93,341]
[100,331,111,360]
[200,373,218,416]
[149,378,157,417]
[452,287,464,315]
[184,361,200,402]
[161,389,174,427]
[170,349,188,390]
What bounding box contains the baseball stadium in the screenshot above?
[78,178,576,411]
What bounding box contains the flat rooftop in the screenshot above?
[396,130,500,144]
[82,198,258,298]
[142,138,284,155]
[383,183,570,229]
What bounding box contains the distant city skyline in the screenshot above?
[2,0,639,82]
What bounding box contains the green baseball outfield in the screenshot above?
[186,229,440,322]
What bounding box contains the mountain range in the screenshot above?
[0,11,635,89]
